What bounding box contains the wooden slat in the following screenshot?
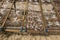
[1,0,15,27]
[48,30,60,32]
[0,0,5,26]
[5,29,20,33]
[23,0,28,27]
[51,0,60,21]
[39,0,47,33]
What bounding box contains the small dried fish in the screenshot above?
[27,11,43,31]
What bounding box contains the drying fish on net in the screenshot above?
[41,0,60,32]
[26,11,44,32]
[0,0,60,34]
[5,9,24,27]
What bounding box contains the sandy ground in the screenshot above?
[0,33,60,40]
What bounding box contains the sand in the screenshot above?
[0,33,60,40]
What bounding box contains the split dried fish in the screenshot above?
[5,10,24,27]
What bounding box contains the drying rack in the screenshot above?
[0,0,60,35]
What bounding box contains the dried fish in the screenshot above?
[54,21,60,26]
[5,10,24,27]
[28,2,41,11]
[41,0,60,31]
[42,3,58,20]
[27,11,43,31]
[47,21,53,26]
[0,0,59,34]
[16,2,26,10]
